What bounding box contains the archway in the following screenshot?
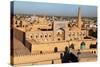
[65,46,68,52]
[56,28,65,40]
[54,47,58,52]
[90,43,97,49]
[80,42,86,49]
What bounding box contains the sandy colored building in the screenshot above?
[11,7,97,65]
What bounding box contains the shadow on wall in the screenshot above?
[13,28,25,45]
[60,48,79,63]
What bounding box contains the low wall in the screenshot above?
[13,52,61,65]
[12,49,97,65]
[33,59,61,65]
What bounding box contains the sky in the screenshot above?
[11,1,97,17]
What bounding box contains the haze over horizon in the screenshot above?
[12,1,97,17]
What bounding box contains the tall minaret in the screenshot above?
[77,7,82,29]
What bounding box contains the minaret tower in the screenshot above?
[77,7,83,29]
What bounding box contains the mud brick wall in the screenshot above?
[13,28,25,45]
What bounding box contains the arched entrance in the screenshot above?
[56,28,65,41]
[65,46,68,52]
[80,42,86,49]
[54,47,58,52]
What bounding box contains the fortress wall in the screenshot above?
[13,53,61,65]
[80,57,97,62]
[33,60,52,65]
[32,42,69,53]
[12,48,96,65]
[33,59,61,65]
[31,40,97,53]
[53,59,61,64]
[13,28,25,45]
[25,40,32,52]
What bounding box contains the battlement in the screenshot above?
[12,49,97,65]
[12,52,61,65]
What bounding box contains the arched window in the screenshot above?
[29,34,33,39]
[90,43,96,49]
[54,47,58,52]
[56,28,65,40]
[40,35,42,38]
[49,35,51,37]
[48,24,52,26]
[57,32,60,35]
[65,46,68,52]
[45,35,47,37]
[36,35,38,38]
[80,42,86,49]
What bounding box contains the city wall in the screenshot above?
[32,42,68,53]
[12,49,97,65]
[31,40,96,53]
[13,52,61,65]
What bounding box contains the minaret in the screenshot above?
[77,7,82,29]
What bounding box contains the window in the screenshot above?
[45,35,47,37]
[65,46,68,52]
[48,24,52,26]
[54,47,58,52]
[57,32,60,35]
[30,35,32,38]
[40,35,42,38]
[49,35,51,37]
[36,35,38,38]
[90,43,97,49]
[80,42,86,49]
[58,38,60,41]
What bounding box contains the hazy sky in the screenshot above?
[12,1,97,17]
